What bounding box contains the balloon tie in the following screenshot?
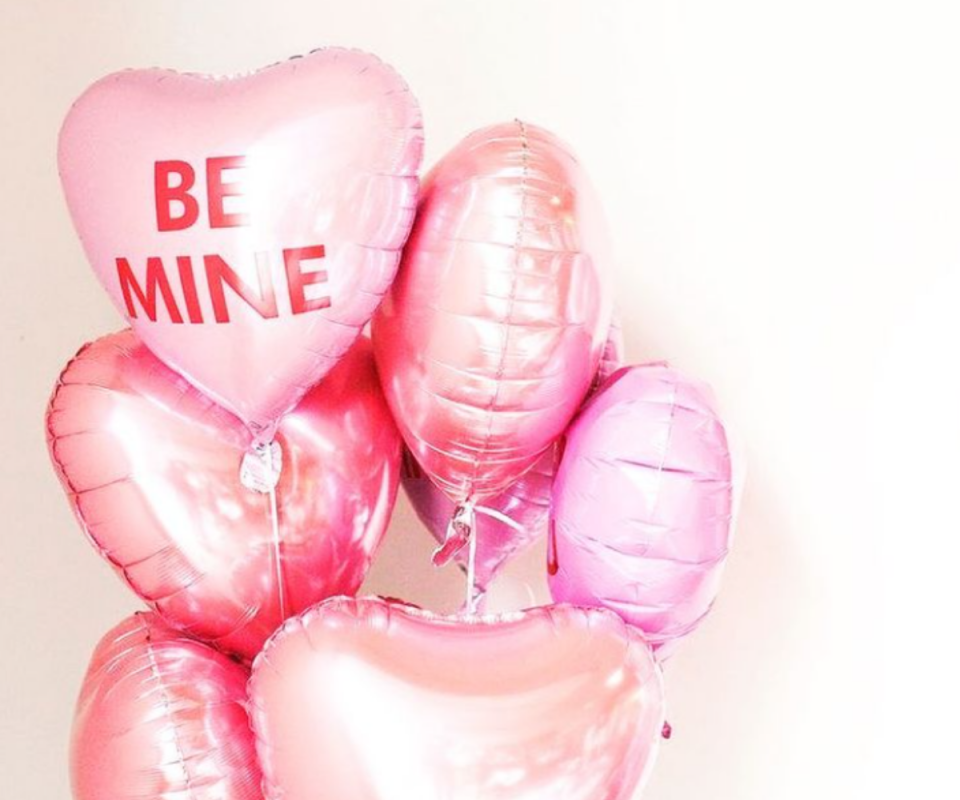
[431,500,523,615]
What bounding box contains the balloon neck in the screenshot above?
[430,502,480,615]
[250,419,280,450]
[432,501,475,568]
[239,440,283,494]
[661,720,673,740]
[430,500,525,615]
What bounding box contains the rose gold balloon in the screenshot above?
[402,319,625,591]
[71,612,260,800]
[58,48,423,439]
[249,597,665,800]
[47,330,401,659]
[373,121,613,505]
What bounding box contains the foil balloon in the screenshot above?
[402,319,624,593]
[549,364,735,657]
[71,612,260,800]
[249,597,665,800]
[47,330,401,660]
[373,120,613,510]
[58,47,423,440]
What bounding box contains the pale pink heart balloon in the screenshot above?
[249,596,665,800]
[47,330,401,660]
[549,364,736,657]
[373,120,613,505]
[58,48,423,439]
[402,319,624,592]
[72,612,260,800]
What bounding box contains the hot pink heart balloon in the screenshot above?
[249,597,665,800]
[373,120,613,506]
[402,320,624,591]
[72,612,260,800]
[549,364,736,657]
[47,330,401,659]
[58,48,423,439]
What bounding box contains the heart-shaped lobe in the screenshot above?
[249,597,665,800]
[59,48,423,437]
[72,612,260,800]
[47,331,401,660]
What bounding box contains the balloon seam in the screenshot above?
[466,119,531,499]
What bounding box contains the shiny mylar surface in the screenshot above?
[58,48,423,438]
[71,613,260,800]
[249,597,664,800]
[549,364,735,656]
[402,320,624,591]
[373,120,612,504]
[47,331,401,660]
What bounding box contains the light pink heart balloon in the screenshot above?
[59,48,423,438]
[373,120,613,504]
[402,319,625,592]
[72,612,260,800]
[549,364,736,657]
[249,597,665,800]
[47,331,401,660]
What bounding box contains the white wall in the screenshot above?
[1,1,956,797]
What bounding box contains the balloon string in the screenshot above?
[268,483,287,621]
[465,511,479,614]
[266,454,287,620]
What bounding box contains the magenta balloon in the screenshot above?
[549,364,735,656]
[47,331,401,659]
[402,319,625,590]
[373,120,613,504]
[71,612,260,800]
[249,597,664,800]
[58,48,423,440]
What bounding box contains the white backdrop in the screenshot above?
[1,1,957,797]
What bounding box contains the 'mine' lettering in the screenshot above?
[116,248,328,323]
[117,256,184,323]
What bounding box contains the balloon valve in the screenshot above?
[240,440,283,493]
[432,503,474,567]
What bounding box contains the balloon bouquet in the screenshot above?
[47,48,738,800]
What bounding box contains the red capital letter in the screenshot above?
[155,161,200,232]
[284,246,330,315]
[206,156,249,229]
[117,257,184,323]
[204,253,278,323]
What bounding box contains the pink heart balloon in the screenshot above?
[373,120,613,505]
[58,48,423,439]
[549,364,736,657]
[72,612,260,800]
[402,319,625,592]
[249,597,665,800]
[47,330,401,659]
